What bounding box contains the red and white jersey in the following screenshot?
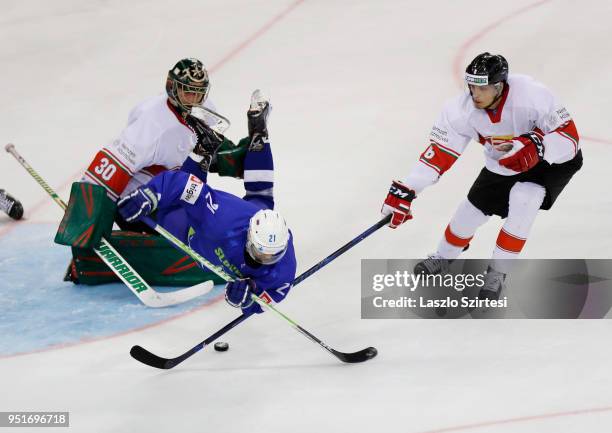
[82,95,217,200]
[405,74,580,193]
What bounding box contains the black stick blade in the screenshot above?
[130,345,173,369]
[332,346,378,363]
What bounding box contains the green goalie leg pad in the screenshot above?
[55,182,116,248]
[211,137,249,178]
[67,231,226,286]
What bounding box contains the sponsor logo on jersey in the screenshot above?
[482,135,515,153]
[430,125,449,144]
[556,107,570,121]
[259,291,273,304]
[482,135,514,145]
[189,174,203,184]
[115,140,137,166]
[214,247,244,278]
[547,107,572,130]
[181,175,203,204]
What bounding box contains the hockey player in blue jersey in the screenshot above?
[117,93,296,315]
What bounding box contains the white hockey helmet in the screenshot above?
[246,209,290,265]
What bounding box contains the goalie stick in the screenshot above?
[129,215,390,368]
[190,106,231,135]
[5,143,214,308]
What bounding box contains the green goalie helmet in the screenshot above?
[166,58,210,111]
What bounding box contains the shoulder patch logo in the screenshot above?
[547,107,572,130]
[181,175,204,204]
[556,107,571,121]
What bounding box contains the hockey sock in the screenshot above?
[491,182,545,273]
[243,140,274,209]
[436,199,490,259]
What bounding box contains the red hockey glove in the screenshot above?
[499,131,545,173]
[381,180,416,228]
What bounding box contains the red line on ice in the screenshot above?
[451,0,612,147]
[417,405,612,433]
[582,135,612,145]
[451,0,553,89]
[0,168,82,239]
[208,0,306,73]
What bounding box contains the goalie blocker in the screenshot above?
[55,182,224,286]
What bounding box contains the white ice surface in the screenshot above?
[1,0,612,432]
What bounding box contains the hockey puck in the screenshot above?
[214,342,229,352]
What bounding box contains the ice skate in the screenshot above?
[247,89,271,151]
[0,189,23,220]
[478,266,506,301]
[413,254,450,275]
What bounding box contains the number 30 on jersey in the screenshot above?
[94,157,117,181]
[85,149,133,200]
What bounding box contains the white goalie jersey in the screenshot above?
[82,94,217,201]
[405,74,580,193]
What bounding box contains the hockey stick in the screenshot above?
[293,214,391,285]
[5,143,214,308]
[190,106,231,135]
[129,215,389,368]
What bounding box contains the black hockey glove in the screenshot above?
[185,115,225,171]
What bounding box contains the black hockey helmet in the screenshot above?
[166,58,210,111]
[465,52,508,86]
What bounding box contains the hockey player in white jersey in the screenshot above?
[381,52,582,299]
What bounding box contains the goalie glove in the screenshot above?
[185,114,224,171]
[499,131,544,173]
[381,180,416,228]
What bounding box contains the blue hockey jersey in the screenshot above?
[147,170,296,308]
